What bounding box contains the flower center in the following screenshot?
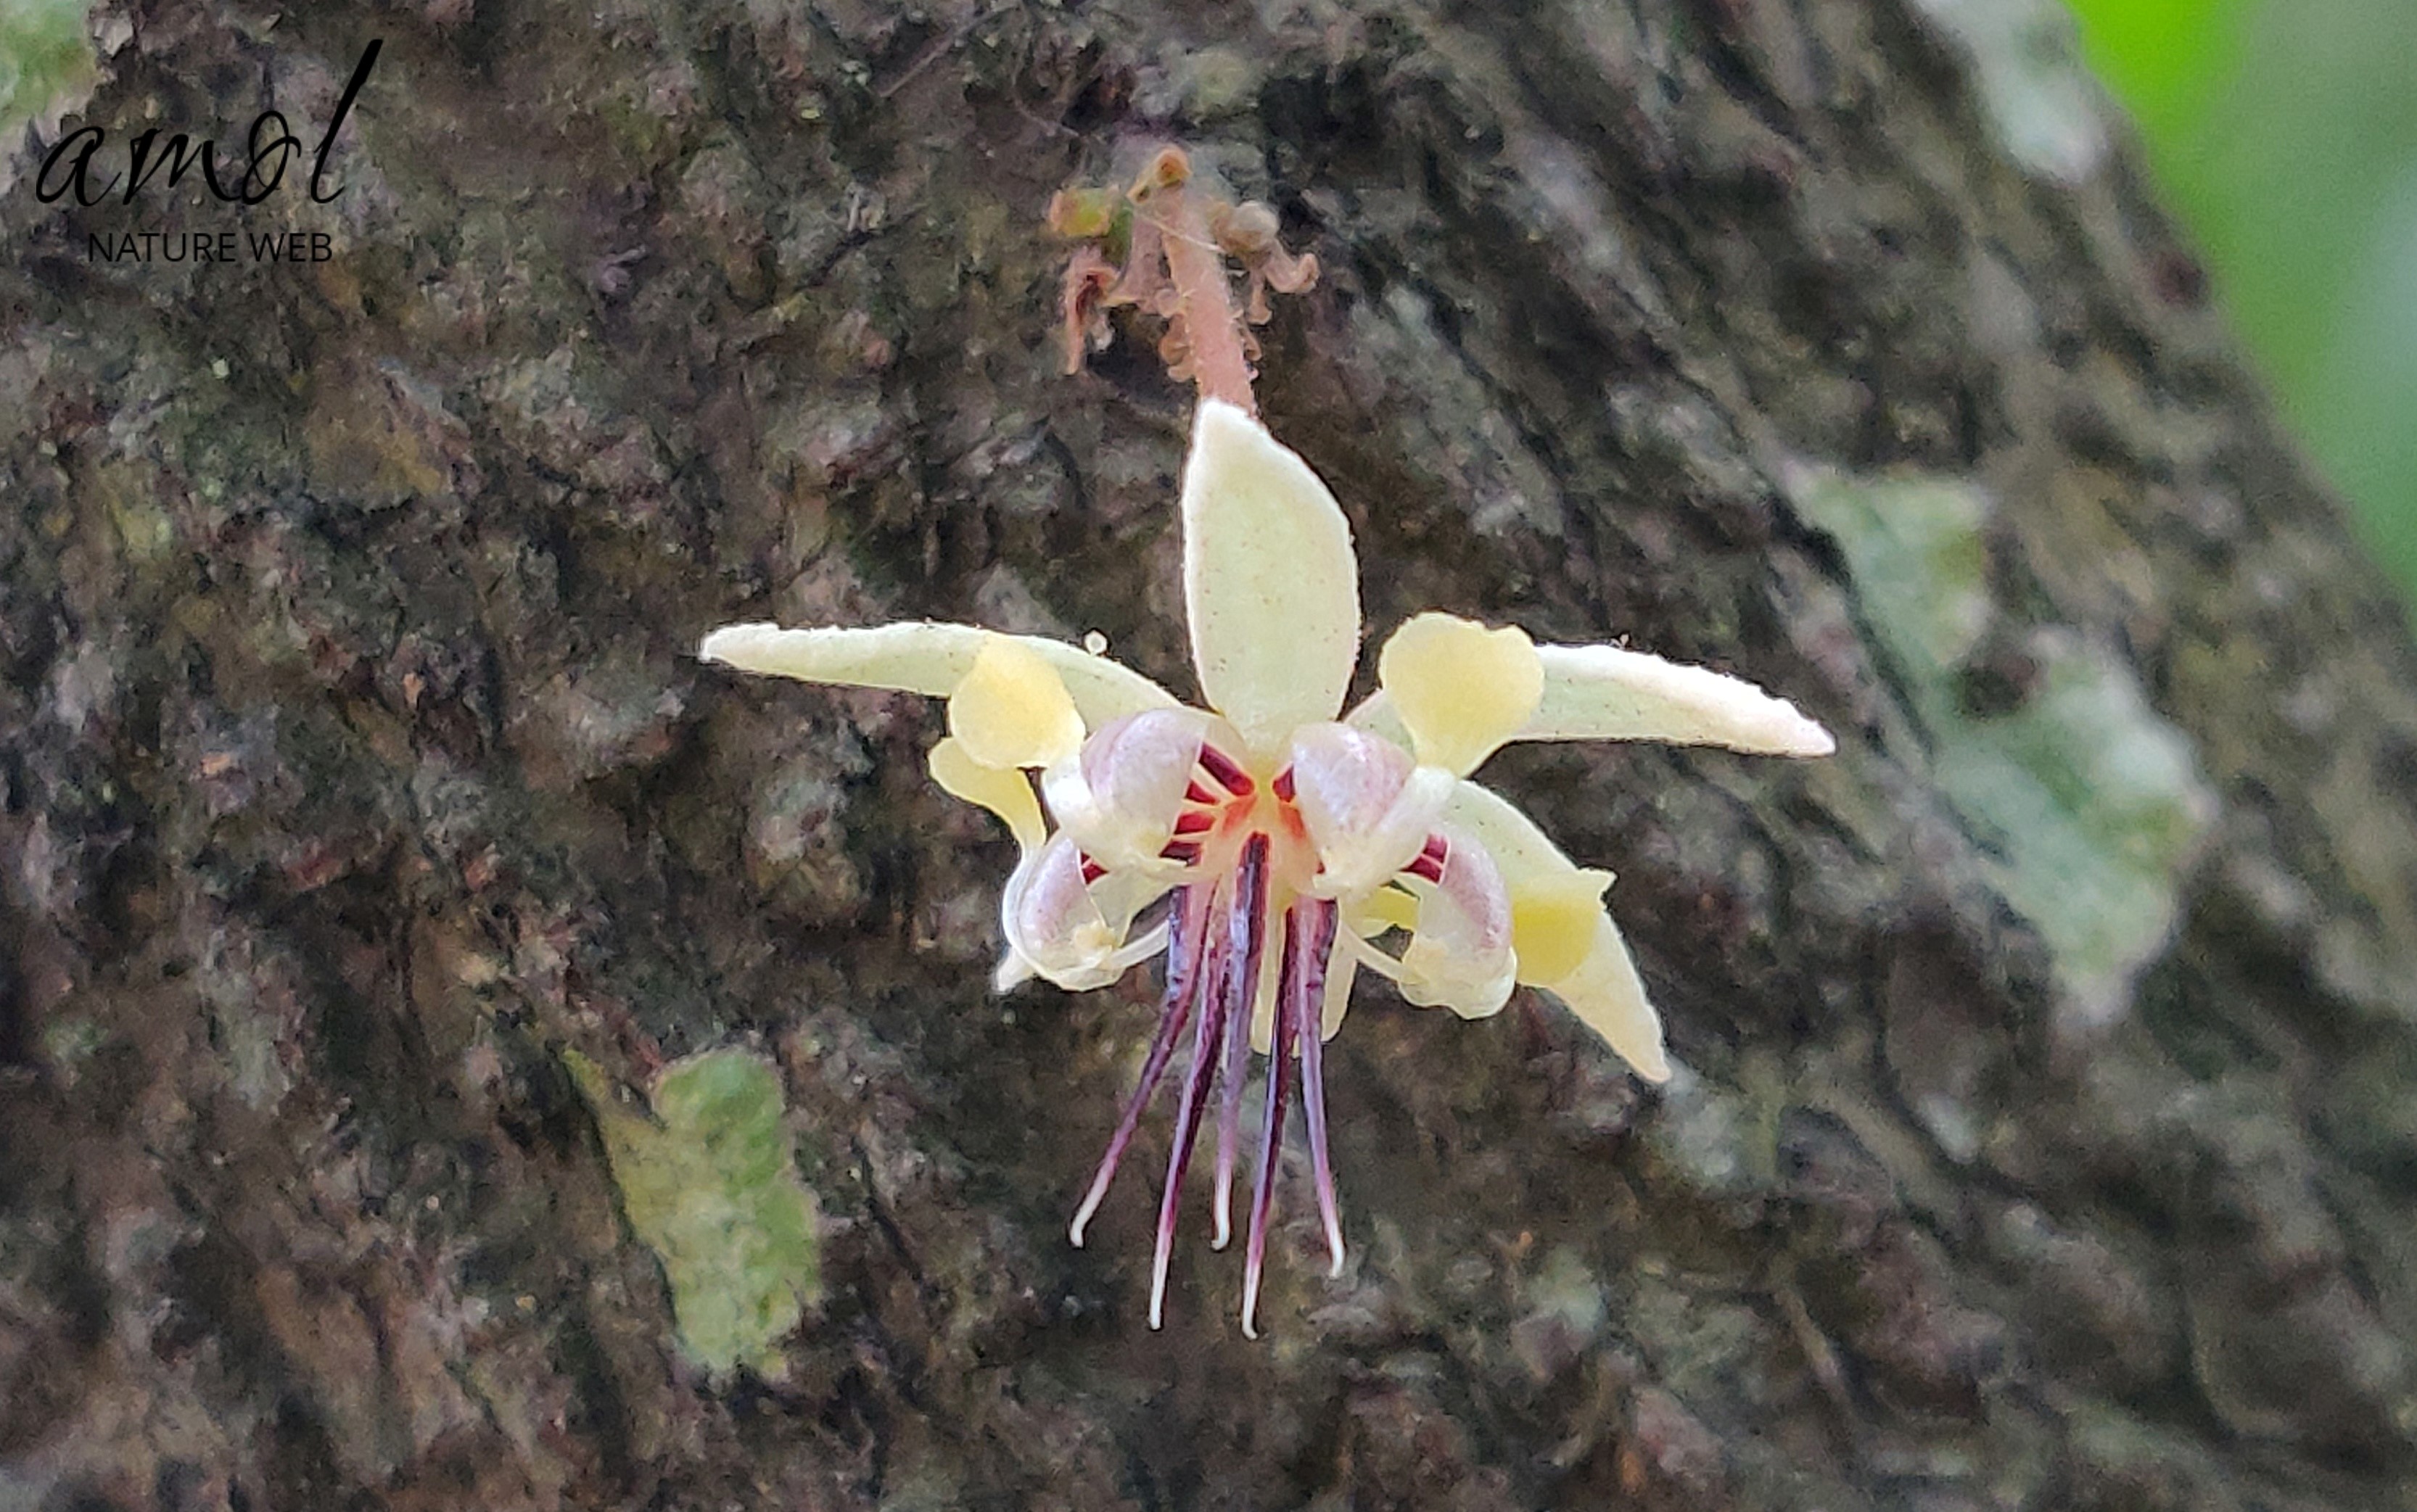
[1156,742,1326,906]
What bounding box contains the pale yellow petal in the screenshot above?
[1180,402,1359,756]
[1508,866,1613,983]
[1355,886,1418,934]
[1375,614,1545,776]
[927,738,1046,851]
[698,621,1176,728]
[1436,780,1587,922]
[1343,690,1415,752]
[1535,917,1669,1082]
[1525,643,1834,756]
[947,638,1084,769]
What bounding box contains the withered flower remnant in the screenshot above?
[1048,146,1317,414]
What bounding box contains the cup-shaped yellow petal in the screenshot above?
[1507,866,1614,984]
[928,737,1046,851]
[1396,829,1516,1019]
[1043,708,1218,875]
[948,638,1086,770]
[1376,613,1545,776]
[1000,833,1172,992]
[1354,885,1418,934]
[1285,723,1452,896]
[1181,401,1360,757]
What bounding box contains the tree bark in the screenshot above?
[7,0,2417,1508]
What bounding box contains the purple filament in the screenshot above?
[1241,909,1301,1337]
[1290,898,1346,1276]
[1068,882,1211,1248]
[1073,833,1348,1333]
[1211,928,1253,1249]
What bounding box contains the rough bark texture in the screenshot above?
[8,0,2417,1508]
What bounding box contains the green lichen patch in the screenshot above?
[1793,476,1993,679]
[1908,0,2110,183]
[0,0,94,149]
[1798,473,2215,1027]
[567,1047,820,1377]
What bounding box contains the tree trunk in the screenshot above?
[8,0,2417,1507]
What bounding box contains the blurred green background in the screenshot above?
[2066,0,2417,598]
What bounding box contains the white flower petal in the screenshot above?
[1042,708,1219,874]
[1396,827,1516,1019]
[993,949,1039,993]
[699,621,1177,729]
[1285,722,1452,896]
[1180,401,1359,756]
[999,833,1172,992]
[1525,643,1835,756]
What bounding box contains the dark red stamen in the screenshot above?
[1159,840,1202,863]
[1272,767,1296,801]
[1070,886,1213,1247]
[1079,854,1106,885]
[1185,780,1219,805]
[1243,949,1297,1337]
[1174,809,1216,835]
[1241,896,1345,1334]
[1404,833,1450,883]
[1151,940,1230,1328]
[1198,744,1254,796]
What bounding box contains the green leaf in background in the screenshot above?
[2065,0,2417,596]
[567,1047,820,1378]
